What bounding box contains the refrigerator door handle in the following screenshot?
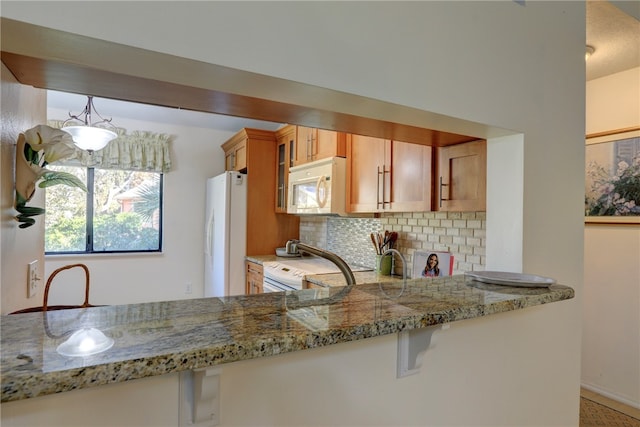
[205,211,215,256]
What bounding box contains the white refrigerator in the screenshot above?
[204,171,247,297]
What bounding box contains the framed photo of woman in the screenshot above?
[413,251,453,278]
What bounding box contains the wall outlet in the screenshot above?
[185,282,193,294]
[27,260,40,298]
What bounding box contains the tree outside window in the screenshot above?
[45,165,163,253]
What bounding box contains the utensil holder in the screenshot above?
[376,254,392,275]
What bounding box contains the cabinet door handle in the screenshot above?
[439,176,449,208]
[306,135,312,161]
[377,166,383,208]
[383,166,391,208]
[381,164,386,209]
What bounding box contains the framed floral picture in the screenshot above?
[585,127,640,224]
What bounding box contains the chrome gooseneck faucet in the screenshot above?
[296,243,355,286]
[285,243,355,309]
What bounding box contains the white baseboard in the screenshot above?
[581,382,640,410]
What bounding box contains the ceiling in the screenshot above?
[586,0,640,81]
[46,1,640,131]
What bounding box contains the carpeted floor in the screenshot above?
[580,397,640,427]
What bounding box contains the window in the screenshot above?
[45,165,163,254]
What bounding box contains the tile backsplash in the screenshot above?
[327,217,380,268]
[299,212,486,278]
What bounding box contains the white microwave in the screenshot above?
[287,157,346,215]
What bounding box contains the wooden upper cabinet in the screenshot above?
[389,140,432,212]
[294,126,346,166]
[436,139,486,212]
[346,134,388,212]
[220,128,299,258]
[274,125,295,213]
[221,129,276,172]
[346,134,432,213]
[222,137,247,171]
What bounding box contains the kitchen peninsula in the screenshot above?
[1,275,573,403]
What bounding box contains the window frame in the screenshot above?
[45,166,164,255]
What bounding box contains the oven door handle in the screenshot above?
[263,276,296,293]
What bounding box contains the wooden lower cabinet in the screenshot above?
[245,261,263,294]
[436,139,486,211]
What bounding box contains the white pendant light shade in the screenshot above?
[62,126,117,151]
[585,45,595,61]
[61,95,118,152]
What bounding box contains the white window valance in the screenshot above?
[48,120,172,173]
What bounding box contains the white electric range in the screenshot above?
[262,256,368,292]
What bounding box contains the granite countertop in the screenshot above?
[245,254,282,264]
[306,270,405,287]
[1,275,574,403]
[247,254,322,264]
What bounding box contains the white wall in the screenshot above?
[44,108,231,305]
[1,2,585,425]
[1,373,181,426]
[1,62,47,315]
[219,304,578,427]
[582,67,640,408]
[586,67,640,131]
[1,304,575,427]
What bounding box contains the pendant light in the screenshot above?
[585,45,595,61]
[62,96,118,152]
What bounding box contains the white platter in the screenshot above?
[465,271,556,287]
